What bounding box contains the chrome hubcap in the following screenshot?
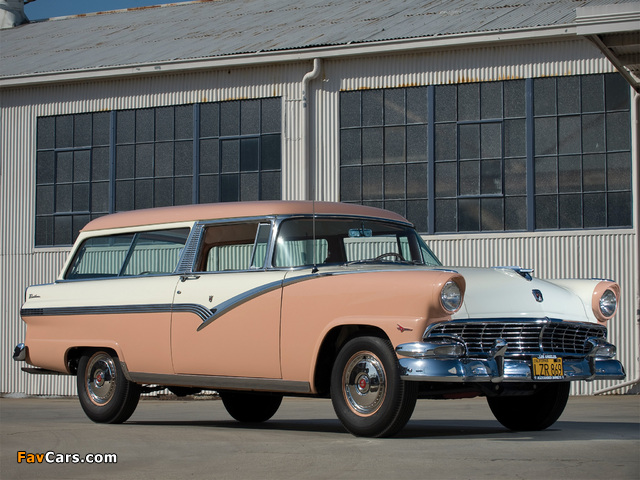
[85,353,116,406]
[342,351,387,416]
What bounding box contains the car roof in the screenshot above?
[81,201,411,232]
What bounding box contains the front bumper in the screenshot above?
[396,338,625,383]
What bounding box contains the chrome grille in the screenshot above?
[426,320,607,356]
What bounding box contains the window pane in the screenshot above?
[559,194,581,229]
[459,160,479,195]
[240,138,260,172]
[341,167,361,202]
[384,164,405,199]
[362,128,382,165]
[55,115,73,148]
[435,199,456,232]
[583,193,606,228]
[459,198,480,231]
[481,198,503,231]
[505,196,526,230]
[200,103,220,138]
[175,141,193,176]
[56,151,73,183]
[200,139,219,174]
[135,144,154,178]
[74,114,92,147]
[261,98,281,134]
[583,154,605,192]
[136,109,155,142]
[54,216,72,245]
[607,152,631,191]
[534,117,557,155]
[36,185,54,215]
[535,196,558,229]
[240,172,259,201]
[582,114,605,153]
[362,90,383,126]
[608,191,631,227]
[220,174,239,202]
[73,150,91,182]
[115,180,134,212]
[340,129,361,166]
[261,135,281,170]
[116,145,134,179]
[535,157,557,194]
[154,178,173,207]
[458,83,479,121]
[175,105,193,140]
[504,80,525,118]
[135,179,153,209]
[362,165,383,200]
[435,162,456,197]
[582,76,604,113]
[481,159,501,195]
[341,92,361,128]
[481,82,502,119]
[221,139,239,173]
[557,77,580,114]
[481,123,501,159]
[37,151,55,184]
[116,110,135,144]
[174,176,192,205]
[435,124,456,161]
[199,175,219,203]
[261,172,280,200]
[606,112,630,151]
[155,107,175,141]
[605,74,630,111]
[558,116,581,154]
[91,182,109,212]
[155,143,173,177]
[406,88,428,124]
[558,156,581,193]
[37,117,55,149]
[435,85,456,122]
[504,158,526,195]
[92,112,110,146]
[504,119,525,157]
[241,100,260,135]
[406,162,428,198]
[407,200,428,232]
[384,89,405,125]
[534,78,556,116]
[384,126,405,163]
[407,125,427,162]
[220,101,240,136]
[459,124,479,160]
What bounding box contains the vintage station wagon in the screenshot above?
[14,201,625,437]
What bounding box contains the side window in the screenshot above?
[196,222,269,272]
[274,220,328,268]
[120,229,191,276]
[65,228,190,279]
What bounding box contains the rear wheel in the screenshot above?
[330,336,418,437]
[220,391,283,423]
[77,350,141,424]
[487,382,570,431]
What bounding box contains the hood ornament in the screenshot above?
[532,289,544,303]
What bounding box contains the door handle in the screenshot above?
[179,274,201,282]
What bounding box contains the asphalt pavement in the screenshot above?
[1,394,638,480]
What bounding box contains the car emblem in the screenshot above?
[532,289,544,302]
[397,324,413,333]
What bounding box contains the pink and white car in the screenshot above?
[14,201,625,437]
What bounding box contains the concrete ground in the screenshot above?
[1,394,638,480]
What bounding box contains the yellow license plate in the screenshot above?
[532,357,564,379]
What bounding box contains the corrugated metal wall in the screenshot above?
[2,39,637,396]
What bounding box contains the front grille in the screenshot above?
[426,320,607,356]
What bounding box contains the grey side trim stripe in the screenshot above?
[20,303,215,323]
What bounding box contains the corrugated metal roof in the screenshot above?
[0,0,638,79]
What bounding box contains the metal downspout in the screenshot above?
[301,58,322,201]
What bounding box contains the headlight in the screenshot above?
[599,289,617,318]
[440,280,462,313]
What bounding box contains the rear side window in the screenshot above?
[65,228,190,279]
[195,222,270,272]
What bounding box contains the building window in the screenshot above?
[339,73,631,233]
[35,98,282,247]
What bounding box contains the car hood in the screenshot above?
[448,267,597,323]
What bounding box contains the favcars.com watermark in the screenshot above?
[17,451,117,464]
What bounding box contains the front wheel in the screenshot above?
[487,382,570,431]
[220,391,283,423]
[77,350,141,424]
[330,336,418,437]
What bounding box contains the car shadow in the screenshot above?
[127,418,638,440]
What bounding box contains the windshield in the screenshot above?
[274,217,441,268]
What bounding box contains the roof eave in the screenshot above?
[0,23,580,89]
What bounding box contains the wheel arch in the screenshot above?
[65,345,125,376]
[313,324,390,396]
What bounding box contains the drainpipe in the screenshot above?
[301,58,322,201]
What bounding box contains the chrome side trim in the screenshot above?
[127,371,311,393]
[20,303,215,323]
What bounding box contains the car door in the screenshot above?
[170,221,285,378]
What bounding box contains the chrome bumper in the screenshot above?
[13,343,26,361]
[396,338,625,383]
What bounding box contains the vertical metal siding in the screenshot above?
[2,39,637,397]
